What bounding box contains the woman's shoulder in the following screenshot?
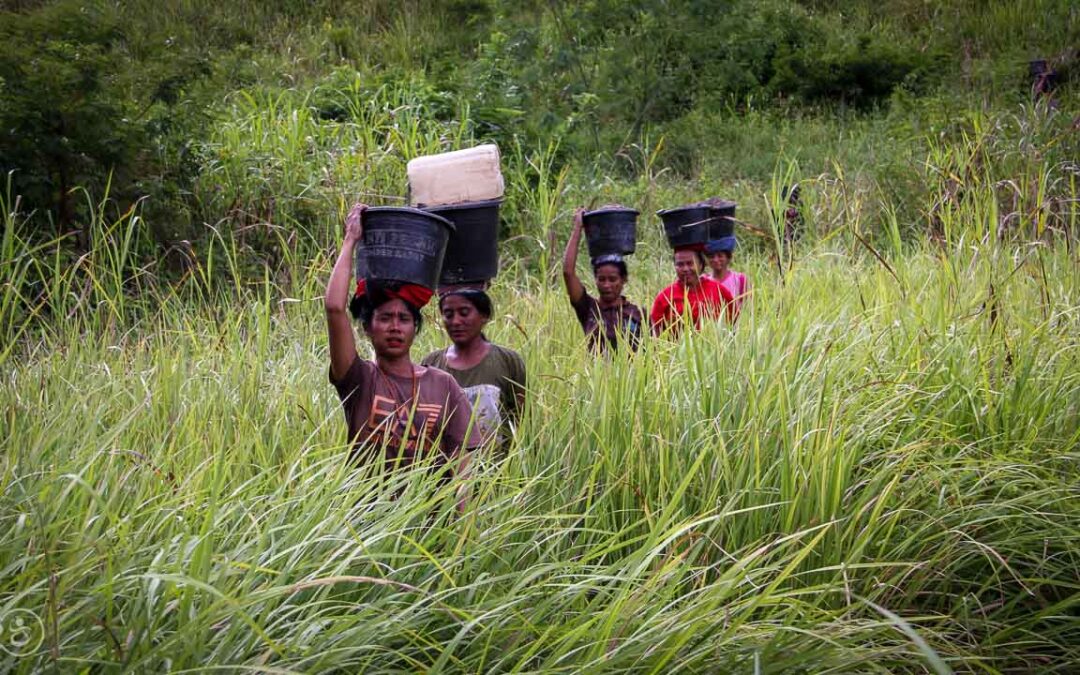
[488,343,525,368]
[330,354,374,387]
[420,347,449,368]
[702,275,734,300]
[570,288,597,310]
[417,362,459,387]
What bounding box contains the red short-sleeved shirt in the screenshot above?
[330,356,483,470]
[649,276,733,335]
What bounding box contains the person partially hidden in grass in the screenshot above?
[650,247,733,336]
[422,288,526,451]
[325,203,482,477]
[703,236,749,323]
[562,207,645,353]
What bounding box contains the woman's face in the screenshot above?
[593,264,625,304]
[674,250,702,287]
[441,294,488,347]
[366,298,416,358]
[707,250,731,276]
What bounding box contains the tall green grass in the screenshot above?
[2,221,1077,671]
[1,94,1078,672]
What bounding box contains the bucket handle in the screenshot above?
[677,216,722,229]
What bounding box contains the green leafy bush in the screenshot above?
[0,1,135,236]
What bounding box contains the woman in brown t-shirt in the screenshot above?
[325,203,482,475]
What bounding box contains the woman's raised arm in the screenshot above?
[561,207,587,304]
[326,203,366,381]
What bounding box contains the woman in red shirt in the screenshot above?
[650,248,733,336]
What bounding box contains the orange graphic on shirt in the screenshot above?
[366,394,444,456]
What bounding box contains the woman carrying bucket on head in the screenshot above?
[407,146,526,451]
[562,206,645,353]
[651,201,734,336]
[325,203,482,476]
[649,247,731,336]
[703,236,749,322]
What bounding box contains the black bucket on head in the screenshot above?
[423,199,501,285]
[658,199,736,249]
[1029,59,1058,92]
[583,206,638,258]
[353,207,454,290]
[707,200,737,240]
[657,206,712,249]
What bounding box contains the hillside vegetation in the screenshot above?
[0,1,1078,672]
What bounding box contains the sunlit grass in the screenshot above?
[1,92,1077,671]
[2,213,1076,671]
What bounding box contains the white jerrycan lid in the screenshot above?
[407,144,504,207]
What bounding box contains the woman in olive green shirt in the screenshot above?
[422,289,526,448]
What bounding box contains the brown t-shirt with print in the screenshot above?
[330,356,483,470]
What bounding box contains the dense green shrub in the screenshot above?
[1,0,1076,262]
[0,1,134,237]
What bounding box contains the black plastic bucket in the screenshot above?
[1029,59,1058,91]
[353,207,454,289]
[708,200,737,240]
[424,199,501,285]
[657,200,736,248]
[657,206,712,249]
[583,206,638,258]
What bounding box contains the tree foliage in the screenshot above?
[0,1,135,237]
[0,0,1075,252]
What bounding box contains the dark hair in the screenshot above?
[349,280,424,333]
[593,260,628,280]
[438,289,493,318]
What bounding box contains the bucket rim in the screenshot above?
[421,198,503,212]
[656,209,719,224]
[584,206,640,218]
[656,200,736,218]
[656,205,708,218]
[703,199,738,211]
[364,205,455,231]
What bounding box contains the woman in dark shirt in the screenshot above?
[562,207,645,353]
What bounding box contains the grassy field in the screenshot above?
[2,164,1078,672]
[1,53,1079,671]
